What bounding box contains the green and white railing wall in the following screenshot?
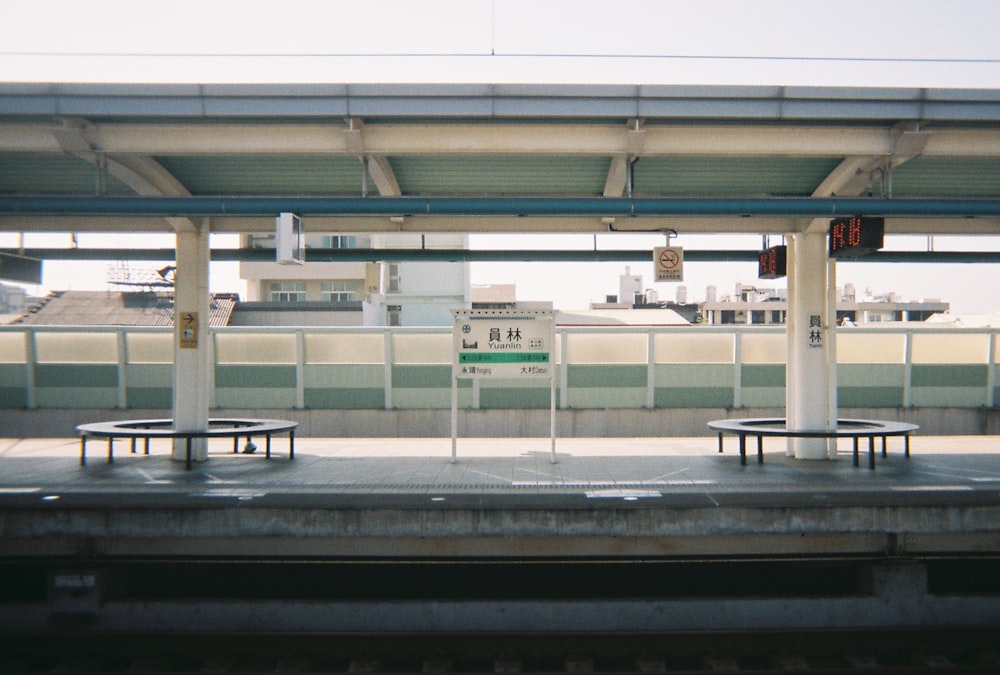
[0,325,997,411]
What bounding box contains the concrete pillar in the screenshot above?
[786,231,836,459]
[172,223,212,462]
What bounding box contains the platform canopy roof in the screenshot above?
[1,83,999,237]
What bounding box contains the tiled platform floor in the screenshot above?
[1,435,998,505]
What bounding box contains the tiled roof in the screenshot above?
[12,290,236,327]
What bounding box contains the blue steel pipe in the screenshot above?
[3,196,1000,217]
[5,248,999,263]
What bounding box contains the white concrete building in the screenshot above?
[699,282,949,325]
[239,232,469,326]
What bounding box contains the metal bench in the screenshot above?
[77,418,298,470]
[707,418,918,469]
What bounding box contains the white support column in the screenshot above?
[786,231,835,460]
[826,258,839,459]
[785,239,797,458]
[172,222,212,463]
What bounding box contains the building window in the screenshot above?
[387,305,402,326]
[321,235,358,249]
[248,234,275,249]
[269,281,306,302]
[321,281,358,302]
[387,263,401,293]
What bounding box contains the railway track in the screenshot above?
[2,630,999,673]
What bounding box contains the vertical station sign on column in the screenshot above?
[451,309,557,462]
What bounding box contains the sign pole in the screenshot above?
[550,364,557,464]
[451,375,458,463]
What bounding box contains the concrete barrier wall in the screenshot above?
[1,325,996,425]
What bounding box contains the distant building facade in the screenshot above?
[0,283,28,316]
[239,232,469,326]
[699,282,949,325]
[592,269,949,326]
[471,284,553,311]
[589,267,700,323]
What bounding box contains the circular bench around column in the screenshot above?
[77,418,298,470]
[707,418,918,469]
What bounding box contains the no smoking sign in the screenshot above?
[653,246,684,282]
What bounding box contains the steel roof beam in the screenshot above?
[6,247,999,264]
[7,122,1000,158]
[3,214,996,236]
[4,195,1000,218]
[4,83,1000,122]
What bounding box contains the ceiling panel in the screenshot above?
[390,156,610,196]
[633,157,843,196]
[155,156,373,196]
[0,153,133,195]
[888,157,1000,197]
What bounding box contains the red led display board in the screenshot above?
[758,245,787,279]
[829,216,884,258]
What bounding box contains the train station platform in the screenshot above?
[1,433,999,639]
[1,433,998,557]
[2,433,999,507]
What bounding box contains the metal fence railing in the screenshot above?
[1,324,997,411]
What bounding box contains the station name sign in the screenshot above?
[452,309,554,379]
[829,215,884,258]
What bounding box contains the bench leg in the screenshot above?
[80,435,87,466]
[739,434,747,466]
[265,433,272,459]
[233,436,239,454]
[905,434,911,458]
[130,437,137,454]
[717,432,724,453]
[144,437,150,455]
[882,435,888,458]
[107,438,114,464]
[853,437,859,467]
[757,435,764,464]
[289,430,295,460]
[868,436,876,470]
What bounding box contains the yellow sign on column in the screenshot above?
[178,311,199,349]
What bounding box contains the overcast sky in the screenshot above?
[2,0,999,313]
[4,0,1000,86]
